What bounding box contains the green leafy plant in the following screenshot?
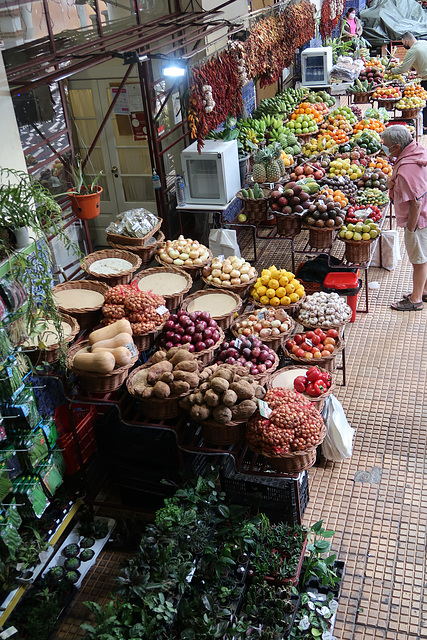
[207,115,257,157]
[67,155,103,194]
[301,520,339,589]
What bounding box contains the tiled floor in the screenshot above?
[54,139,427,640]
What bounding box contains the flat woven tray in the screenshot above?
[181,289,242,331]
[67,340,138,393]
[136,266,192,311]
[106,217,162,247]
[81,249,142,285]
[23,313,80,365]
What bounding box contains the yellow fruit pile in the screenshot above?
[251,266,305,307]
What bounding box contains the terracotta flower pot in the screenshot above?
[68,185,103,220]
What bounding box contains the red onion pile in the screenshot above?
[216,335,276,376]
[159,310,221,352]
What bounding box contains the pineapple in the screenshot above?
[252,149,267,183]
[277,157,286,176]
[265,145,281,183]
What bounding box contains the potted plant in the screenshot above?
[79,548,95,562]
[300,520,341,593]
[67,155,103,220]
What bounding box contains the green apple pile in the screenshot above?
[287,114,318,135]
[356,188,389,207]
[339,219,381,241]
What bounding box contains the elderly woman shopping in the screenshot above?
[380,125,427,311]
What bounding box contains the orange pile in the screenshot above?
[319,186,334,198]
[291,102,324,123]
[333,190,348,207]
[372,86,401,99]
[367,156,393,175]
[353,118,385,133]
[329,129,349,144]
[404,84,427,99]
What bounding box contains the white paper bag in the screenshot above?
[209,228,241,258]
[370,230,401,271]
[321,395,355,462]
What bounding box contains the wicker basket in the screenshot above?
[248,423,327,473]
[351,91,375,104]
[199,419,246,446]
[67,340,137,393]
[201,274,257,300]
[303,225,334,249]
[275,212,302,237]
[133,324,166,353]
[106,217,162,247]
[126,364,192,420]
[230,311,295,353]
[399,107,421,118]
[81,249,142,286]
[23,314,80,365]
[136,266,192,311]
[282,336,344,368]
[181,289,242,331]
[339,237,376,264]
[252,351,280,384]
[52,280,110,330]
[155,248,213,279]
[295,313,352,331]
[376,97,400,110]
[194,328,225,366]
[107,231,165,269]
[236,189,271,223]
[266,365,335,407]
[295,129,319,140]
[252,295,306,317]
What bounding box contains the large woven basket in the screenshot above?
[230,311,295,353]
[67,340,138,393]
[107,230,165,269]
[155,248,213,280]
[251,295,306,318]
[339,238,376,264]
[351,90,375,104]
[275,212,302,237]
[181,289,242,331]
[399,107,421,118]
[236,189,271,222]
[106,217,162,247]
[201,274,257,300]
[81,249,142,286]
[283,335,344,369]
[23,313,80,365]
[248,423,327,473]
[199,419,246,446]
[266,365,335,408]
[126,363,193,420]
[194,328,225,366]
[136,266,192,311]
[133,323,166,353]
[303,225,334,249]
[52,280,110,330]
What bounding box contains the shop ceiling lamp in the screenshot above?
[162,60,186,78]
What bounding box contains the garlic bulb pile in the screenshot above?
[202,256,257,286]
[233,307,293,340]
[202,85,215,114]
[158,236,211,267]
[297,292,351,328]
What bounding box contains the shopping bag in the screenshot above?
[370,230,401,271]
[321,394,355,462]
[209,228,241,258]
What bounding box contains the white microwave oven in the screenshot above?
[180,139,241,206]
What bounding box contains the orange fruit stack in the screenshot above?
[329,130,349,144]
[404,84,427,100]
[353,118,385,133]
[291,102,324,124]
[333,190,348,207]
[367,156,393,175]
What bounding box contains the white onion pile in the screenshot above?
[203,256,257,286]
[158,235,210,267]
[297,292,351,328]
[233,307,292,340]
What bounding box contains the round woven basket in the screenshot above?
[66,340,138,393]
[275,212,302,237]
[23,313,80,365]
[266,364,335,408]
[351,91,375,104]
[339,237,376,264]
[133,319,169,353]
[181,289,242,331]
[81,249,142,286]
[295,313,352,331]
[52,280,110,330]
[126,363,193,420]
[399,107,421,118]
[136,266,192,311]
[155,248,213,279]
[248,423,327,473]
[194,328,225,366]
[303,225,334,249]
[376,96,400,110]
[252,295,306,317]
[236,188,271,222]
[107,230,165,269]
[201,274,257,300]
[106,217,162,247]
[295,128,319,140]
[199,419,246,446]
[282,335,344,368]
[230,311,295,353]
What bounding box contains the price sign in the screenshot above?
[234,338,242,349]
[217,255,225,263]
[258,399,272,418]
[305,338,313,347]
[126,342,138,358]
[156,305,169,316]
[269,183,275,190]
[257,311,266,320]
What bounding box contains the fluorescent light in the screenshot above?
[162,62,186,78]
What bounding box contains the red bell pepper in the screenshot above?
[316,370,332,388]
[293,376,307,393]
[306,365,322,382]
[306,379,326,397]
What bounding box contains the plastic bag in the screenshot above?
[209,228,241,258]
[370,230,401,270]
[321,394,355,462]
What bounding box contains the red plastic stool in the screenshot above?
[322,271,362,322]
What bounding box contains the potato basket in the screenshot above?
[81,249,142,286]
[67,340,138,393]
[236,188,271,223]
[52,280,110,330]
[126,363,193,420]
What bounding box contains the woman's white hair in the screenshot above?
[380,125,413,150]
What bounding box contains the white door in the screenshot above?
[67,78,157,248]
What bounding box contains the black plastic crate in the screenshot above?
[220,456,309,525]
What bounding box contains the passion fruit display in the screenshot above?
[302,193,345,229]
